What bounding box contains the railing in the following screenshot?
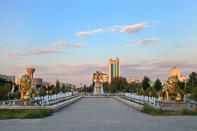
[35,92,78,106]
[0,91,78,106]
[124,93,161,106]
[124,93,197,110]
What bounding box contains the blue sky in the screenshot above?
[0,0,197,86]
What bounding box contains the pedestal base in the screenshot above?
[96,87,100,95]
[93,83,104,95]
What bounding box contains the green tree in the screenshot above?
[103,82,109,92]
[0,83,12,100]
[142,76,150,90]
[149,86,157,98]
[111,76,128,92]
[87,84,94,92]
[125,84,130,92]
[145,88,150,96]
[154,79,162,91]
[131,83,141,93]
[138,88,145,96]
[62,84,66,93]
[14,90,21,99]
[188,72,197,88]
[52,87,56,94]
[178,81,185,90]
[183,85,192,94]
[39,87,46,96]
[83,84,87,92]
[56,80,60,93]
[192,87,197,101]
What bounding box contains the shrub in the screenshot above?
[171,95,175,100]
[39,87,46,96]
[138,88,145,96]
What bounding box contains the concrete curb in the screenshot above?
[114,96,143,111]
[82,96,113,98]
[53,96,82,111]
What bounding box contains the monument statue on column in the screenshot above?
[92,71,104,95]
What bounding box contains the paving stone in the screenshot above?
[0,98,197,131]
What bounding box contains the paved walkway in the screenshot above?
[0,98,197,131]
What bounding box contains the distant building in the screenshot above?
[179,76,187,82]
[32,78,43,87]
[102,74,108,83]
[129,77,140,84]
[52,81,72,88]
[15,78,20,85]
[52,82,56,87]
[42,81,50,86]
[109,57,120,82]
[0,74,15,83]
[169,67,187,82]
[129,78,135,83]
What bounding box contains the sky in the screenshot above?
[0,0,197,86]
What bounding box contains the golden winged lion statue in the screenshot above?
[20,74,31,101]
[161,76,181,102]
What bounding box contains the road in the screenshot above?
[0,98,197,131]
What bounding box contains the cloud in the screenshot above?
[110,28,118,32]
[4,48,65,59]
[113,22,147,34]
[4,40,85,59]
[76,31,92,37]
[32,48,64,54]
[125,38,160,48]
[76,28,106,37]
[76,22,148,37]
[51,40,85,48]
[0,45,3,50]
[4,51,30,59]
[92,28,106,33]
[141,57,161,63]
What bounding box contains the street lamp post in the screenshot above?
[109,82,110,94]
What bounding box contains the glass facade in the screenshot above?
[117,61,119,76]
[111,63,116,78]
[111,64,113,78]
[111,62,119,79]
[109,57,120,82]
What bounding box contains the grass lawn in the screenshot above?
[0,109,54,119]
[141,105,197,116]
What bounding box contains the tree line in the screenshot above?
[0,79,74,100]
[38,80,74,96]
[80,72,197,101]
